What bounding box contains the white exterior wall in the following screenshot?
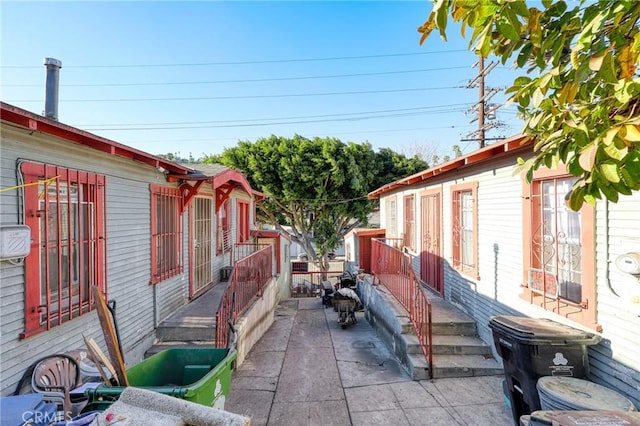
[378,152,640,408]
[590,196,640,403]
[0,125,189,395]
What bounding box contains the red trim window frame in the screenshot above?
[150,184,183,284]
[403,194,415,251]
[20,162,106,339]
[385,196,397,237]
[217,198,231,254]
[237,199,250,243]
[522,169,597,329]
[451,182,479,279]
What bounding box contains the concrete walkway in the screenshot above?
[225,297,513,426]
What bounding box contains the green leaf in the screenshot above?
[600,162,621,183]
[497,19,521,42]
[599,180,620,203]
[531,88,545,108]
[597,52,618,84]
[575,60,591,82]
[603,143,628,161]
[511,1,530,18]
[567,186,585,212]
[579,144,597,171]
[568,155,585,176]
[583,193,597,207]
[609,179,633,196]
[435,0,449,33]
[620,167,640,189]
[517,43,534,68]
[625,153,640,176]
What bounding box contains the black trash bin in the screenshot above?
[488,315,601,425]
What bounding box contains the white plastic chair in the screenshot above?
[30,355,81,420]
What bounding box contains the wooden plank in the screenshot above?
[83,336,114,386]
[92,286,128,386]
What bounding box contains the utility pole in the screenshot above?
[462,55,505,149]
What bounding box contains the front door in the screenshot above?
[192,196,213,296]
[420,191,443,294]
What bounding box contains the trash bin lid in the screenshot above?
[488,316,600,345]
[537,376,637,412]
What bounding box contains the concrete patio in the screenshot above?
[225,297,513,425]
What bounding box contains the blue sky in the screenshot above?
[1,1,525,159]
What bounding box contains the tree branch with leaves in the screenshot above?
[419,0,640,209]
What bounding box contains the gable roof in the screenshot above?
[183,163,264,199]
[368,134,533,199]
[1,101,195,177]
[1,102,264,199]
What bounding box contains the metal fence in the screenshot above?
[371,238,433,378]
[232,242,271,265]
[215,245,273,348]
[290,260,345,298]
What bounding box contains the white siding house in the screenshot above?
[0,102,260,396]
[369,135,640,407]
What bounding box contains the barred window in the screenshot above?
[151,185,183,284]
[21,162,106,338]
[522,169,596,329]
[217,199,231,254]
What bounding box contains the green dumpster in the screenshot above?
[85,347,236,410]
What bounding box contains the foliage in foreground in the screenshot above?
[419,0,640,209]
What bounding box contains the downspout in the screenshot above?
[604,199,620,297]
[153,282,159,328]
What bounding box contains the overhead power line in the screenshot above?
[102,123,474,144]
[8,85,466,103]
[80,106,467,131]
[1,49,469,69]
[2,66,471,88]
[76,104,468,127]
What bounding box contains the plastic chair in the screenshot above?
[31,355,81,420]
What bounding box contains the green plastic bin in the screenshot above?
[85,347,236,410]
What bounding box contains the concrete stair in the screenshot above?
[360,276,502,380]
[406,293,503,380]
[145,284,225,357]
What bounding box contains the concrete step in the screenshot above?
[431,320,477,337]
[431,354,503,379]
[145,340,217,358]
[431,334,493,355]
[155,317,216,342]
[408,353,430,381]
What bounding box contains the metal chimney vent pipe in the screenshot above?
[43,57,62,121]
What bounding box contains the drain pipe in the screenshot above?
[43,57,62,121]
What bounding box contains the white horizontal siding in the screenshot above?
[380,150,640,407]
[591,195,640,407]
[0,124,190,395]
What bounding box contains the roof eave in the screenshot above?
[368,134,532,199]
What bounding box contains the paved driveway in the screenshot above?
[225,298,513,425]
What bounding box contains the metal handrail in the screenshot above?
[371,238,433,378]
[215,245,273,348]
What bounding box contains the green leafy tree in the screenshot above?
[373,147,429,189]
[419,0,640,209]
[217,135,427,266]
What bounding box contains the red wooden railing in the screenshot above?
[215,245,273,348]
[371,238,433,378]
